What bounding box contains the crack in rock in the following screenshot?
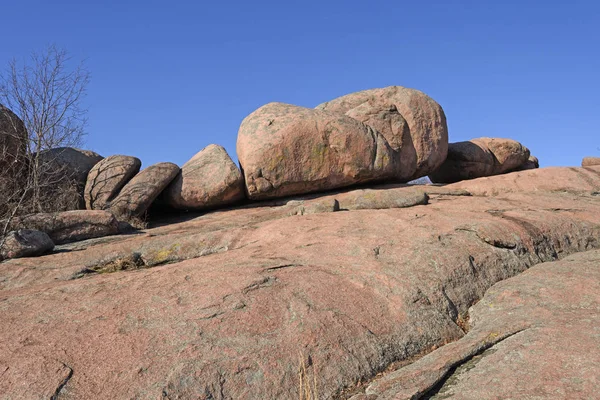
[50,363,73,400]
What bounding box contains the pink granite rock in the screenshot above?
[164,145,245,210]
[237,102,398,200]
[317,86,448,180]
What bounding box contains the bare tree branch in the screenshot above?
[0,44,90,241]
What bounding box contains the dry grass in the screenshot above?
[85,253,146,274]
[456,311,471,333]
[298,353,318,400]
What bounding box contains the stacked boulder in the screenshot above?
[85,155,142,210]
[108,162,180,220]
[237,86,449,200]
[82,145,245,218]
[429,138,533,183]
[3,86,546,260]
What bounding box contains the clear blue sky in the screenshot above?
[1,0,599,168]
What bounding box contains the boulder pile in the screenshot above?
[1,86,545,258]
[2,89,600,400]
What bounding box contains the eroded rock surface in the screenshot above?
[362,249,600,399]
[0,167,599,399]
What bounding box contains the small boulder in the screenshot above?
[109,162,180,219]
[429,138,530,183]
[316,86,448,180]
[237,102,398,200]
[582,157,600,167]
[0,229,54,260]
[8,210,119,245]
[85,155,142,210]
[164,145,245,210]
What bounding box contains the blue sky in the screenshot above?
[1,0,599,168]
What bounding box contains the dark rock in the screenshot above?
[430,137,530,183]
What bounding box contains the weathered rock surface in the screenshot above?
[429,137,530,183]
[164,145,245,210]
[0,166,599,399]
[362,249,600,399]
[38,147,104,188]
[582,156,600,167]
[447,165,600,196]
[0,104,28,172]
[0,230,54,260]
[237,102,398,200]
[84,155,142,210]
[109,162,179,219]
[316,86,448,180]
[7,210,119,245]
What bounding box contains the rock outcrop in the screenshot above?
[84,155,142,210]
[164,145,245,210]
[429,137,531,183]
[582,156,600,167]
[362,249,600,399]
[1,166,599,399]
[0,104,28,172]
[316,86,448,180]
[7,210,119,245]
[109,162,179,219]
[237,102,399,200]
[0,230,54,260]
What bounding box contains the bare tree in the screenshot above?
[0,45,90,241]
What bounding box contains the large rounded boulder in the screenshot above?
[164,145,245,210]
[109,162,180,219]
[85,155,142,210]
[316,86,448,180]
[0,104,28,172]
[429,137,531,183]
[38,147,104,187]
[236,102,399,200]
